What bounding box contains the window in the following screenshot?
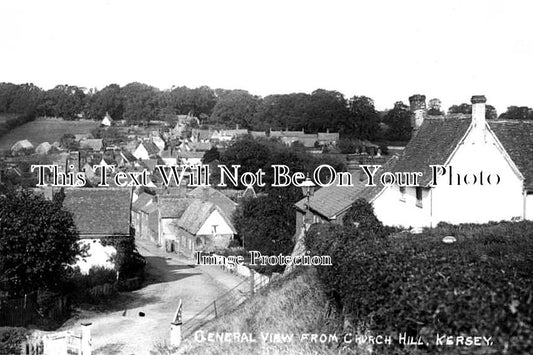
[399,186,406,202]
[415,187,423,208]
[211,225,218,235]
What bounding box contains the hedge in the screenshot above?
[0,327,26,355]
[305,219,533,354]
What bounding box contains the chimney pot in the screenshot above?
[471,95,487,104]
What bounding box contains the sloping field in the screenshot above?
[0,118,99,150]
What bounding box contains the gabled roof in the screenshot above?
[392,115,471,186]
[294,172,367,219]
[358,155,401,202]
[63,188,131,238]
[120,150,137,163]
[132,192,154,212]
[139,141,160,156]
[178,200,236,235]
[158,196,192,218]
[187,185,237,217]
[490,120,533,190]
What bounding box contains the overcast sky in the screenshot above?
[0,0,531,113]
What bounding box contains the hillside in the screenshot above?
[0,118,99,150]
[164,268,351,355]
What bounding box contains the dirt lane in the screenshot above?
[60,239,244,355]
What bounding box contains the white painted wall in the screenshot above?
[372,125,525,228]
[197,210,234,235]
[75,239,116,274]
[525,193,533,220]
[133,145,149,160]
[431,128,524,225]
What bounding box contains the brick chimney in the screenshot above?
[471,95,487,142]
[409,94,426,137]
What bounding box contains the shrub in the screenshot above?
[0,327,27,355]
[305,221,533,354]
[101,235,145,280]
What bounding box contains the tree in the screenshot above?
[345,96,380,139]
[499,106,533,120]
[427,98,444,116]
[383,101,412,141]
[448,103,498,120]
[210,90,260,128]
[0,188,81,296]
[233,186,301,274]
[202,146,220,164]
[85,84,124,121]
[37,85,86,119]
[60,133,79,150]
[121,82,159,124]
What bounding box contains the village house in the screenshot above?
[172,199,236,257]
[133,141,161,160]
[295,94,533,230]
[101,112,113,127]
[62,188,132,273]
[131,192,155,239]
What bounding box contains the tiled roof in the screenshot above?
[141,141,160,156]
[317,132,339,141]
[250,131,267,137]
[132,192,154,212]
[294,172,367,219]
[188,142,212,151]
[392,115,471,186]
[358,155,400,202]
[121,150,137,162]
[178,199,236,235]
[63,188,131,238]
[187,185,237,218]
[490,120,533,190]
[158,196,192,218]
[179,151,204,159]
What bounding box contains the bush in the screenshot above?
[305,220,533,354]
[0,327,27,355]
[101,235,145,280]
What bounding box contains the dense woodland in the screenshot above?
[0,82,530,142]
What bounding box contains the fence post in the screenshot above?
[170,300,183,347]
[213,301,217,318]
[81,322,92,355]
[250,269,255,296]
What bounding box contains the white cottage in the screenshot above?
[295,94,533,230]
[366,95,533,228]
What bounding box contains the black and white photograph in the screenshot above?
[0,1,532,354]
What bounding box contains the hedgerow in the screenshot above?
[305,217,533,354]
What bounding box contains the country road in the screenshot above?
[59,239,244,355]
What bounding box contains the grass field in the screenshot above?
[0,118,99,150]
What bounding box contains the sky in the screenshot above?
[0,0,532,113]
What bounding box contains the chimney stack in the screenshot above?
[409,94,426,137]
[471,95,487,142]
[471,95,486,126]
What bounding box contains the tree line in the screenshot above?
[1,82,531,141]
